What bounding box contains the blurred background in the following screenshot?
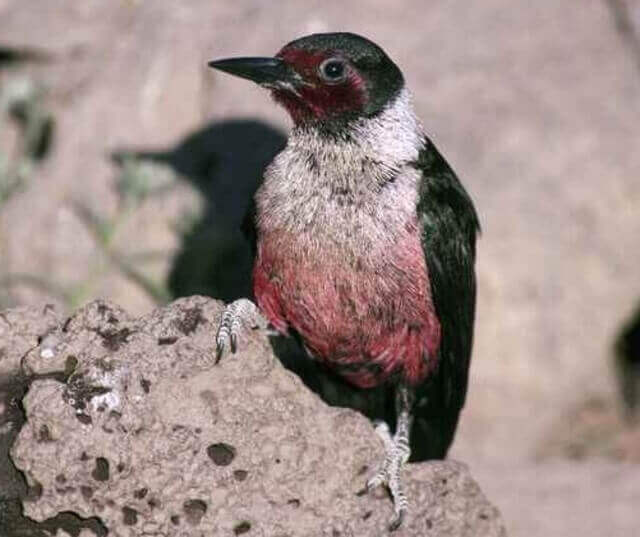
[1,1,639,535]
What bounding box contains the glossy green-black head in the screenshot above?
[209,32,404,126]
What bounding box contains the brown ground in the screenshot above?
[1,1,640,536]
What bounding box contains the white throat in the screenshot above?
[256,87,425,247]
[288,87,424,174]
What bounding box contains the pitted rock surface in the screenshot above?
[7,298,506,536]
[0,305,60,376]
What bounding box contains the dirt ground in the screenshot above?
[1,1,640,536]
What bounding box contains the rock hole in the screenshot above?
[91,457,109,481]
[170,515,180,525]
[362,510,372,520]
[34,510,108,537]
[80,486,94,500]
[234,521,251,535]
[233,469,248,481]
[122,506,138,525]
[206,442,236,466]
[287,498,300,508]
[133,487,148,499]
[140,378,151,393]
[76,412,92,425]
[183,499,207,526]
[37,424,53,442]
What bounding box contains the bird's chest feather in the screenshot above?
[253,146,441,388]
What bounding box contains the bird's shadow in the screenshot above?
[112,119,287,303]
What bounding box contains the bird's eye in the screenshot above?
[319,58,347,83]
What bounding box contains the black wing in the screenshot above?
[409,137,480,460]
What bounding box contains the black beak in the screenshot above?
[208,56,297,88]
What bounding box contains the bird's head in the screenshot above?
[209,33,404,129]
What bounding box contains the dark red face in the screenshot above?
[274,46,368,124]
[209,33,404,127]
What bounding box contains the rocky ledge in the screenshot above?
[0,297,506,536]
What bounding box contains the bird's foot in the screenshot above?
[215,299,267,361]
[366,421,411,531]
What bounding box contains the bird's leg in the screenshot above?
[215,299,267,361]
[366,385,414,531]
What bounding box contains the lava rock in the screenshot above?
[6,297,506,536]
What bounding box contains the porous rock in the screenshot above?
[7,297,506,536]
[0,304,60,376]
[0,303,63,516]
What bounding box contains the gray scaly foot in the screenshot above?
[215,299,267,361]
[366,386,414,531]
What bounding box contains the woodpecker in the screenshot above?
[210,32,480,530]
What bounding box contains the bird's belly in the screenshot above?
[253,229,441,388]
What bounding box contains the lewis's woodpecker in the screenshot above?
[210,32,480,530]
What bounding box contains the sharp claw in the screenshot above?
[388,509,405,532]
[230,332,237,353]
[214,299,263,362]
[366,474,383,492]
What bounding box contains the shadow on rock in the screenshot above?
[112,119,287,303]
